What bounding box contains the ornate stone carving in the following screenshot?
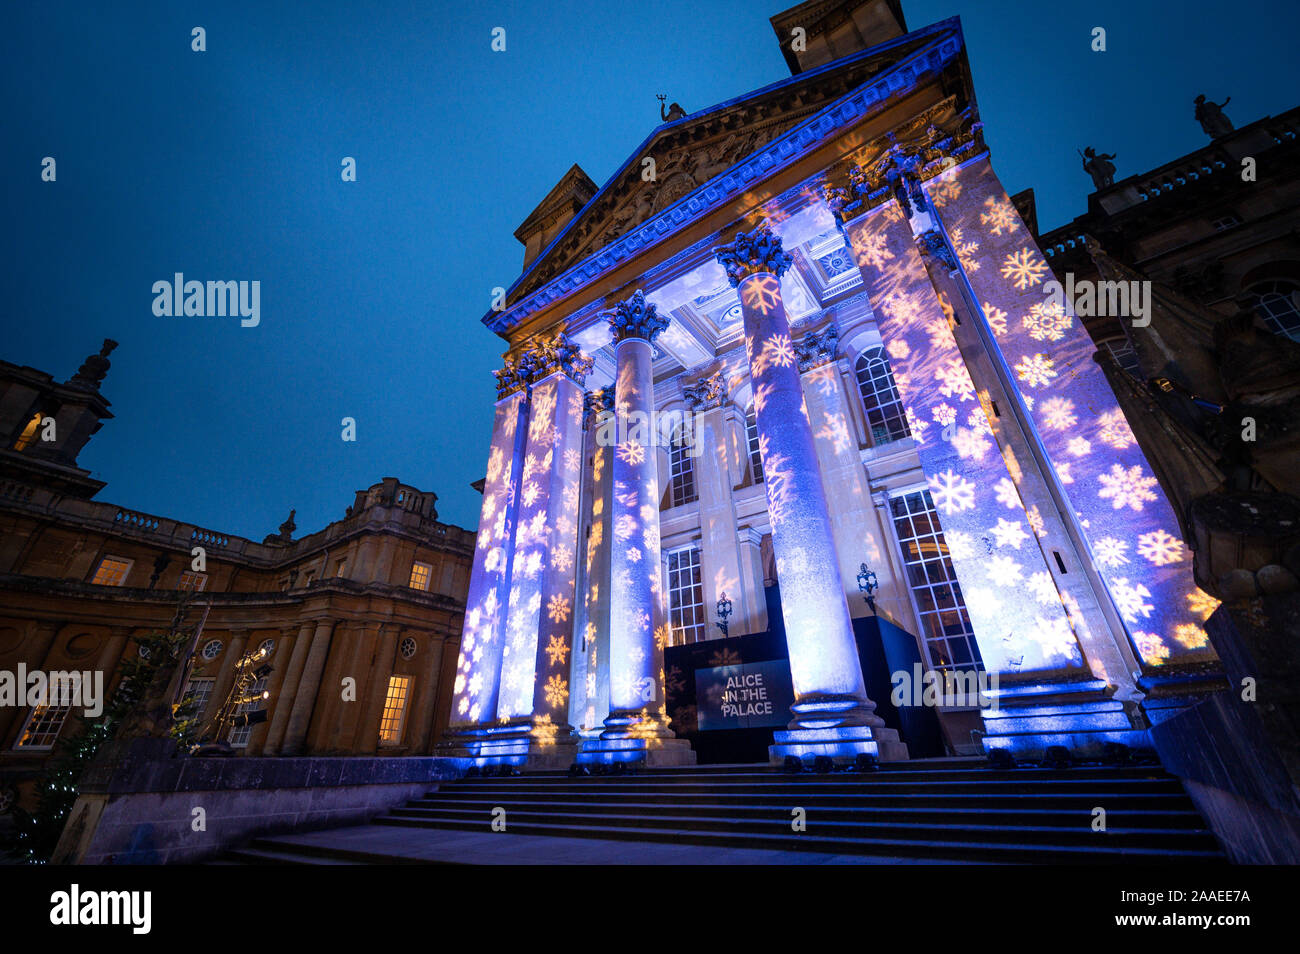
[795,325,840,372]
[1194,94,1234,139]
[714,226,793,288]
[603,290,669,344]
[683,370,726,410]
[496,331,593,396]
[67,339,118,391]
[825,103,985,224]
[918,230,958,270]
[583,387,614,429]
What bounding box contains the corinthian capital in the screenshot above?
[714,226,793,288]
[522,330,594,385]
[603,289,669,344]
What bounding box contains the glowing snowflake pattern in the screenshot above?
[980,194,1020,236]
[1136,529,1185,566]
[983,303,1008,335]
[1098,463,1159,511]
[937,359,976,402]
[988,555,1024,587]
[1174,623,1209,649]
[1110,577,1154,622]
[850,229,894,270]
[547,594,571,623]
[762,334,796,369]
[1131,631,1170,666]
[927,469,977,515]
[990,518,1029,550]
[993,477,1023,510]
[1041,396,1077,431]
[1000,248,1048,289]
[1098,409,1136,450]
[1014,353,1057,388]
[543,674,569,709]
[1022,300,1071,341]
[544,634,569,666]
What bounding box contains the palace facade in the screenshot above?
[440,0,1245,772]
[0,342,474,813]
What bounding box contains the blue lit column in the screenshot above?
[438,357,531,756]
[715,226,906,763]
[577,291,694,767]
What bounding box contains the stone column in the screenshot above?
[261,620,315,755]
[281,619,333,756]
[441,367,530,745]
[716,226,905,763]
[578,291,694,767]
[735,527,769,636]
[407,635,445,752]
[571,389,614,736]
[247,626,297,755]
[835,165,1141,758]
[689,384,755,636]
[357,624,401,753]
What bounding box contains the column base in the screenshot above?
[980,679,1152,761]
[576,736,696,768]
[435,722,581,771]
[768,724,909,764]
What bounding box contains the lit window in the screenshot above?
[90,556,132,587]
[378,675,412,745]
[15,704,71,750]
[667,427,697,508]
[666,546,706,645]
[889,490,984,675]
[180,677,216,723]
[855,347,910,445]
[1245,280,1300,342]
[229,675,269,748]
[1102,338,1142,378]
[409,562,432,591]
[745,406,764,484]
[178,571,207,592]
[12,413,43,451]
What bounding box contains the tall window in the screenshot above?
[90,556,132,587]
[745,406,764,484]
[1246,279,1300,341]
[667,426,697,508]
[15,704,71,750]
[666,546,706,645]
[408,561,431,591]
[855,346,910,445]
[378,675,412,745]
[229,675,268,748]
[12,412,43,451]
[889,490,983,674]
[1101,338,1142,378]
[181,676,216,724]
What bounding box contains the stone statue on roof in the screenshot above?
[1194,94,1234,139]
[1080,146,1117,190]
[657,94,687,123]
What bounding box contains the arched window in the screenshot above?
[667,426,697,508]
[745,406,764,484]
[854,346,910,445]
[1245,280,1300,341]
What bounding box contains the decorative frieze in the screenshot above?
[682,370,726,411]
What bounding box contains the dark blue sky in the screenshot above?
[4,1,1296,538]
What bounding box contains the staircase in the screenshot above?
[220,759,1225,864]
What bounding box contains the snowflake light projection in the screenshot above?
[845,200,1088,673]
[926,158,1215,669]
[1000,248,1049,290]
[717,225,877,732]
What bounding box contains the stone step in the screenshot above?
[219,845,364,865]
[376,807,1216,848]
[391,798,1209,829]
[437,778,1188,798]
[366,815,1223,864]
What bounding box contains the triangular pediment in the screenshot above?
[509,29,941,305]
